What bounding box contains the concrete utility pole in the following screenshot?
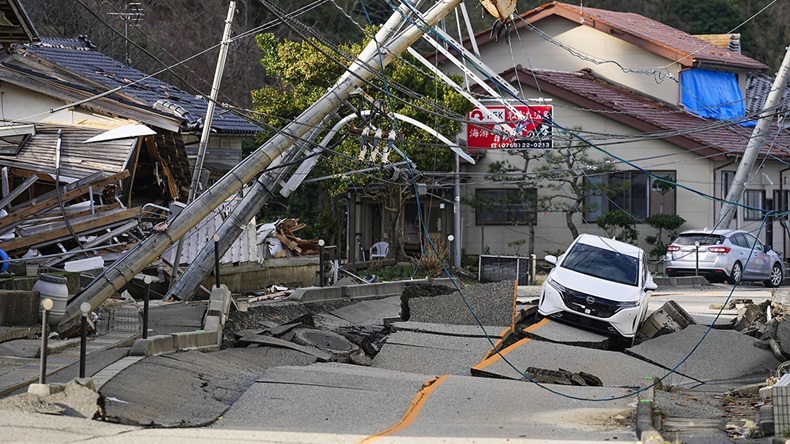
[61,0,466,326]
[717,45,790,228]
[170,0,236,284]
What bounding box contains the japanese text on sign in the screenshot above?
[467,105,553,149]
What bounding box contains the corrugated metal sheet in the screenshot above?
[0,124,136,181]
[162,200,259,266]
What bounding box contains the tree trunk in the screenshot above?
[384,189,407,261]
[565,210,579,239]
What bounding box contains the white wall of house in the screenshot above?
[443,16,683,106]
[0,82,136,129]
[460,90,719,259]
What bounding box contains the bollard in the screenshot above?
[530,254,537,285]
[213,234,221,289]
[39,298,53,384]
[318,239,325,287]
[143,275,152,339]
[79,302,90,378]
[447,234,455,274]
[694,241,700,277]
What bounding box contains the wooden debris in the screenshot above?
[271,218,321,257]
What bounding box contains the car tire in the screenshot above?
[765,263,784,288]
[727,262,743,285]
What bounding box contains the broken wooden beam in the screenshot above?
[0,206,141,252]
[0,170,130,233]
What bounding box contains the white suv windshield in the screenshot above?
[561,242,639,286]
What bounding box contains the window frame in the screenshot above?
[583,170,677,222]
[743,189,765,221]
[474,188,538,226]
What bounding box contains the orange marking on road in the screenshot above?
[524,317,550,333]
[475,318,549,371]
[356,375,450,443]
[482,326,515,360]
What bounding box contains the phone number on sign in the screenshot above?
[493,140,553,149]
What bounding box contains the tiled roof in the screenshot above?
[19,38,261,135]
[451,2,766,71]
[536,3,765,70]
[746,72,790,117]
[499,68,790,159]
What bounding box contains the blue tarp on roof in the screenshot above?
[681,68,746,122]
[22,38,261,135]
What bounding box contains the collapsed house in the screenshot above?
[0,22,262,276]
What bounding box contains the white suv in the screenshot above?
[538,234,657,338]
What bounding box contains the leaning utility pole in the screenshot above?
[170,0,236,284]
[61,0,466,326]
[717,45,790,228]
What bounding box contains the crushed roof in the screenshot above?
[497,67,790,159]
[0,0,38,43]
[18,37,261,135]
[0,124,138,181]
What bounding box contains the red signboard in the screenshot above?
[467,105,553,149]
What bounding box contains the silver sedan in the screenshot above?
[664,229,784,287]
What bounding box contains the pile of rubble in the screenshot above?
[0,171,159,272]
[258,218,322,258]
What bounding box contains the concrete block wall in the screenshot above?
[172,330,221,351]
[289,278,458,303]
[129,334,175,356]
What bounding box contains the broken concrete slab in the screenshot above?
[472,337,688,387]
[524,318,612,349]
[0,379,99,418]
[774,320,790,357]
[216,363,639,442]
[733,302,767,331]
[372,330,497,376]
[390,321,508,338]
[214,363,434,435]
[628,324,780,383]
[311,312,355,330]
[328,296,401,326]
[638,300,696,342]
[100,348,316,427]
[238,333,332,361]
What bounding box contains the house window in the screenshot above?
[721,171,735,197]
[405,202,442,235]
[744,190,765,221]
[584,170,677,221]
[475,189,537,225]
[0,124,35,156]
[774,190,790,220]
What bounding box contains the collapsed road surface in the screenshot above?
[0,280,785,442]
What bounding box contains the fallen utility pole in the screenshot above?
[717,45,790,229]
[61,0,466,325]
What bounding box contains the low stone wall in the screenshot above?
[201,257,320,294]
[288,278,457,303]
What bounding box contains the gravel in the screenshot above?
[406,280,517,326]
